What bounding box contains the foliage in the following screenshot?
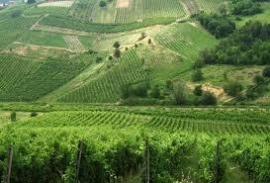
[11,10,22,18]
[223,81,243,97]
[200,92,217,105]
[10,111,16,122]
[231,0,262,16]
[114,49,121,59]
[262,66,270,77]
[193,85,203,96]
[150,85,161,99]
[173,81,188,105]
[197,14,236,38]
[99,0,107,7]
[191,69,204,82]
[198,21,270,65]
[113,41,120,49]
[27,0,36,4]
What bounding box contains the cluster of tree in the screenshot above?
[198,21,270,65]
[231,0,262,15]
[120,82,162,100]
[222,67,270,101]
[197,14,236,38]
[172,81,217,106]
[113,41,121,59]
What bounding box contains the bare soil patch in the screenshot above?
[116,0,129,8]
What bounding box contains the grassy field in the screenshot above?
[19,30,68,48]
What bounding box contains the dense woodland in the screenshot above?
[198,21,270,65]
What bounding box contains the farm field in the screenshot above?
[0,106,270,182]
[1,0,270,182]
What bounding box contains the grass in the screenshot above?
[19,30,67,48]
[177,65,264,88]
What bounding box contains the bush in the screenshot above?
[150,85,161,99]
[262,67,270,77]
[95,57,103,63]
[193,85,203,96]
[30,112,38,117]
[223,81,243,97]
[191,69,204,82]
[173,81,188,105]
[10,111,16,122]
[99,0,107,7]
[200,92,217,105]
[11,10,22,18]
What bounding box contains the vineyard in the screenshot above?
[59,50,149,103]
[40,15,175,33]
[1,1,270,182]
[0,53,95,102]
[154,23,217,60]
[23,6,69,16]
[15,108,270,135]
[0,107,270,182]
[0,16,39,50]
[0,54,39,94]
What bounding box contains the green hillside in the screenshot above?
[1,0,270,182]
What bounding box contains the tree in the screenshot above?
[150,85,161,99]
[27,0,36,4]
[223,81,243,96]
[99,0,107,7]
[148,39,152,44]
[262,66,270,77]
[114,49,121,59]
[113,41,120,49]
[173,81,188,105]
[253,74,264,85]
[191,69,204,82]
[200,92,217,105]
[193,85,203,96]
[10,111,16,122]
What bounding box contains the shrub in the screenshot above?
[193,85,203,96]
[200,92,217,105]
[99,0,107,7]
[30,112,38,117]
[191,69,204,82]
[10,111,16,122]
[262,67,270,77]
[223,81,243,97]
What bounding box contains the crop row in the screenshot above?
[0,53,94,102]
[0,16,39,50]
[16,108,270,135]
[143,0,185,19]
[59,50,149,103]
[40,15,174,33]
[154,23,217,60]
[68,0,97,22]
[24,6,69,16]
[0,54,39,94]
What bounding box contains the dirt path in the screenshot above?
[30,14,49,30]
[178,1,191,22]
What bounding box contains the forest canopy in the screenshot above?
[198,21,270,65]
